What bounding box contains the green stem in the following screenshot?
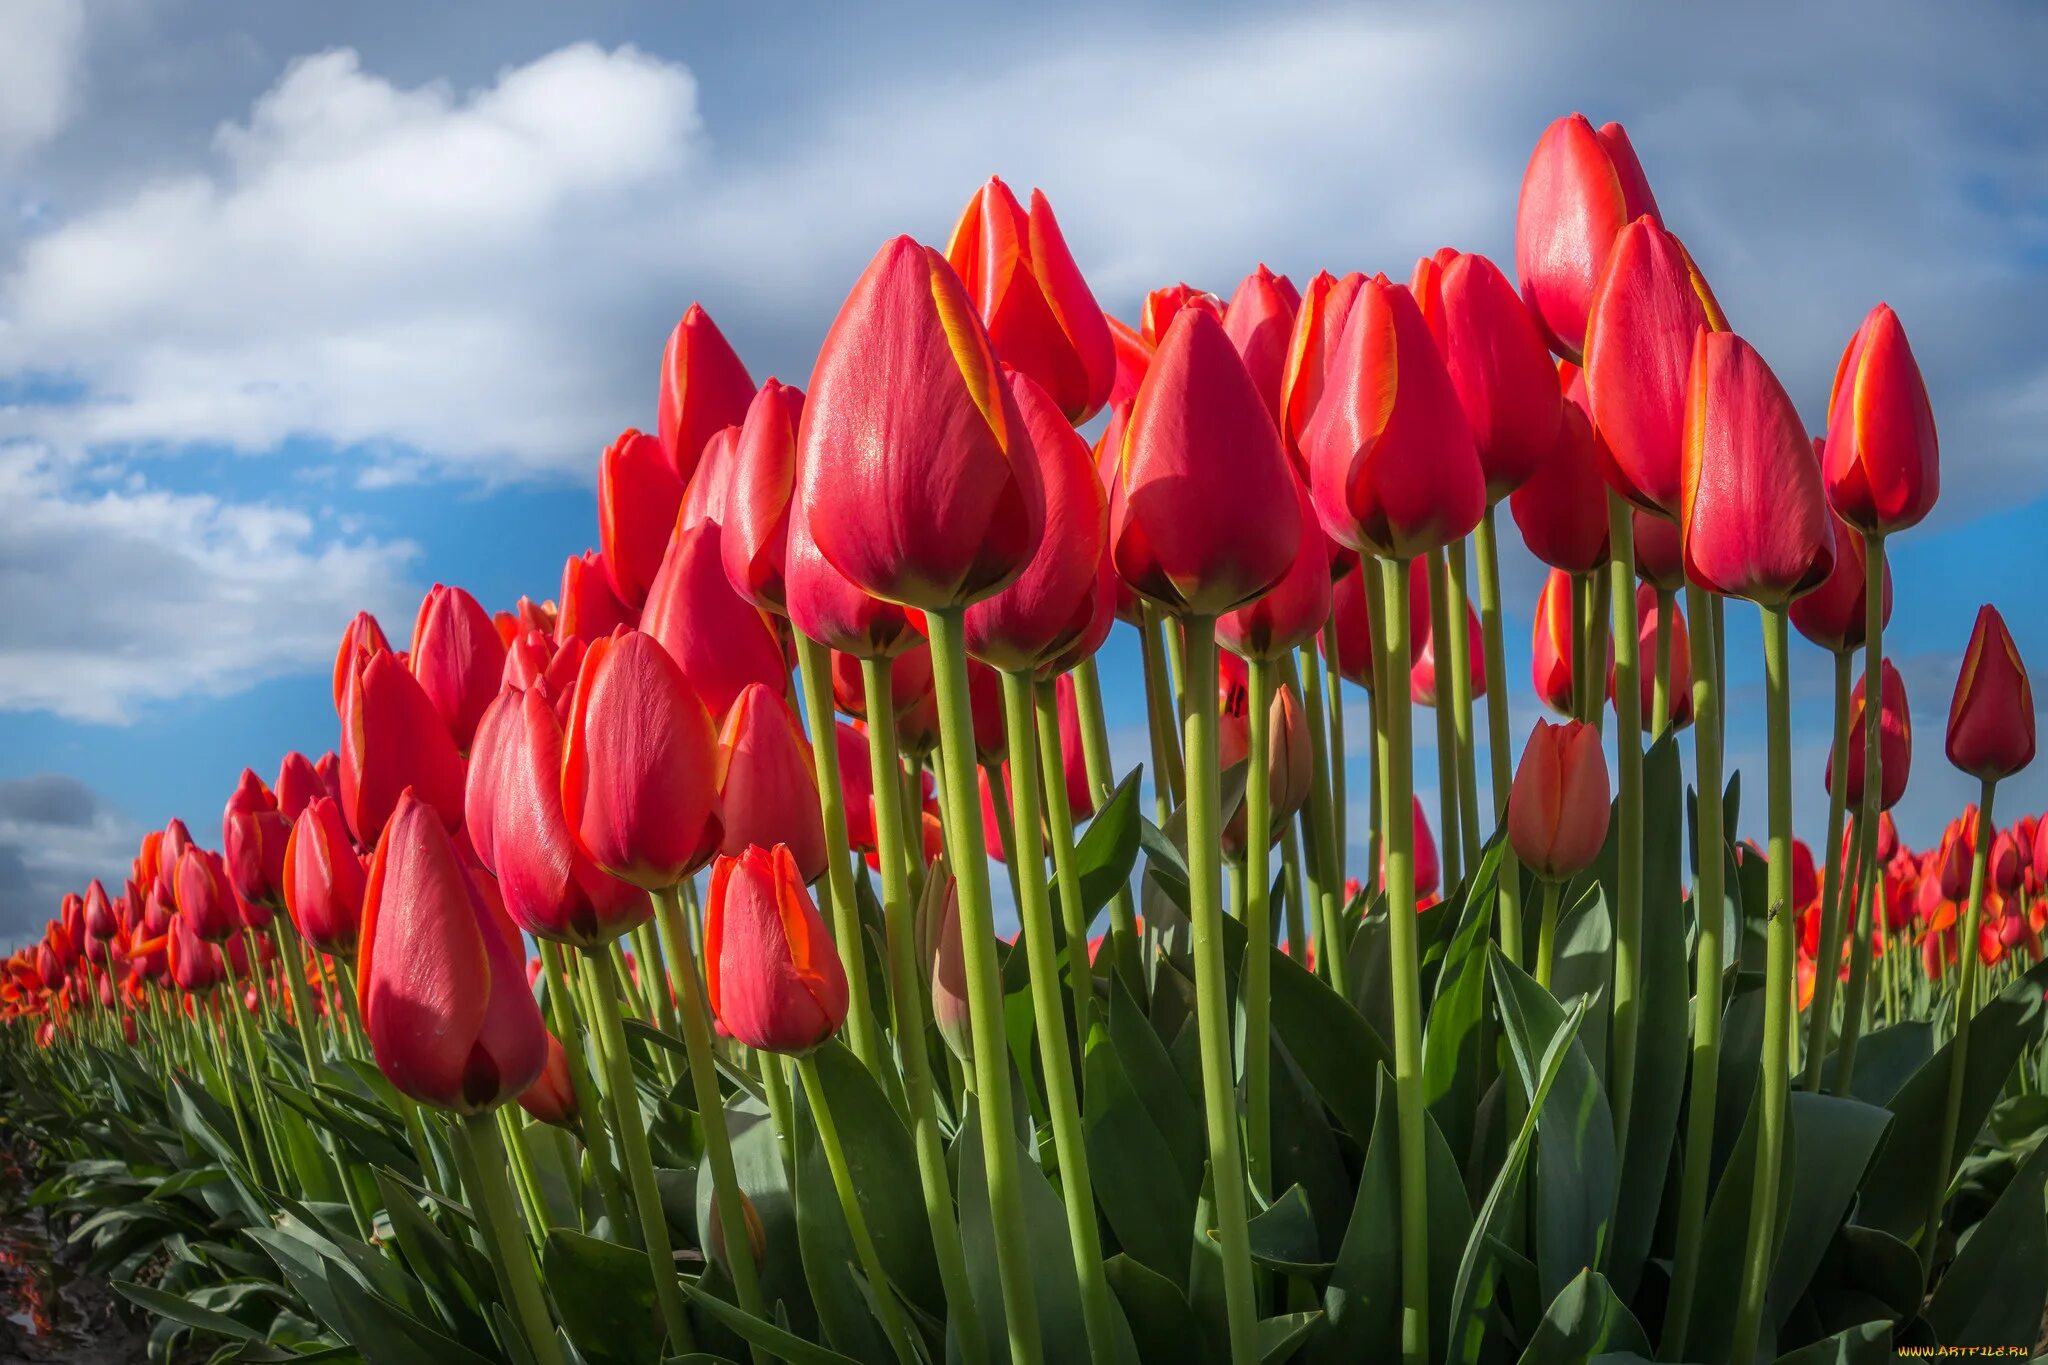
[1445,538,1482,873]
[1535,881,1562,992]
[1322,617,1350,899]
[795,1056,919,1364]
[1652,588,1675,737]
[1375,561,1432,1365]
[1141,605,1186,811]
[1831,815,1879,1093]
[1291,649,1348,996]
[925,608,1042,1365]
[1922,777,1998,1275]
[1179,617,1260,1365]
[1426,547,1462,892]
[1802,651,1855,1091]
[758,1050,796,1175]
[1074,657,1143,988]
[1281,818,1309,963]
[455,1112,566,1365]
[540,941,630,1236]
[1036,678,1098,1047]
[1607,496,1644,1148]
[268,918,322,1077]
[1475,507,1525,968]
[1243,655,1275,1200]
[498,1104,551,1235]
[1840,537,1888,1092]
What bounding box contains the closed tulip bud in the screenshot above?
[945,177,1116,425]
[1411,797,1442,898]
[1411,591,1484,709]
[359,792,548,1114]
[558,550,636,645]
[722,381,804,614]
[1947,605,2035,782]
[332,611,392,711]
[174,847,240,943]
[1107,314,1151,411]
[1633,511,1685,591]
[836,722,878,852]
[680,425,742,532]
[1412,249,1563,498]
[517,1035,578,1127]
[1112,307,1301,614]
[275,752,325,822]
[1508,719,1612,881]
[1326,556,1377,688]
[1824,303,1939,535]
[1279,270,1366,463]
[155,819,194,905]
[642,518,789,720]
[1991,829,2024,899]
[785,478,920,660]
[1304,274,1485,560]
[340,651,468,847]
[1511,397,1611,572]
[597,428,684,610]
[1610,585,1692,731]
[1791,840,1820,910]
[706,1188,769,1275]
[408,585,506,753]
[1218,474,1333,661]
[705,844,849,1055]
[800,236,1045,610]
[284,796,367,955]
[1220,673,1313,855]
[1582,219,1728,515]
[1140,283,1224,346]
[1532,569,1608,717]
[82,879,117,939]
[1515,113,1661,362]
[832,644,933,721]
[222,768,290,909]
[1680,331,1836,605]
[1827,660,1912,811]
[718,684,828,884]
[659,303,756,482]
[1222,264,1301,426]
[167,913,223,993]
[921,871,971,1063]
[563,630,724,891]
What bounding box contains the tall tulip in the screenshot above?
[557,549,636,646]
[174,847,240,943]
[1509,719,1612,989]
[1278,269,1366,462]
[1515,113,1660,362]
[339,651,468,846]
[640,518,789,721]
[1413,248,1562,498]
[1510,399,1611,573]
[717,683,827,885]
[597,428,685,610]
[1222,264,1300,425]
[222,769,290,910]
[409,584,506,752]
[721,381,804,614]
[658,303,755,483]
[283,796,367,955]
[331,611,391,712]
[1824,303,1939,536]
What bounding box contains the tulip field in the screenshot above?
[7,111,2048,1365]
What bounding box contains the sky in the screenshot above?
[2,0,2046,944]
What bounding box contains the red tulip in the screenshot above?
[1326,556,1377,688]
[1410,796,1442,898]
[283,795,367,955]
[558,550,636,645]
[562,630,724,891]
[1140,283,1224,345]
[1218,473,1332,661]
[800,236,1045,611]
[501,630,583,716]
[836,722,878,851]
[832,644,933,721]
[1990,828,2024,899]
[408,585,506,752]
[1304,274,1484,559]
[1610,585,1692,731]
[641,518,789,720]
[275,752,326,822]
[1038,543,1118,678]
[1824,303,1939,535]
[680,424,741,532]
[658,303,755,482]
[718,684,828,885]
[597,428,685,610]
[945,177,1116,425]
[1791,839,1820,911]
[963,367,1107,670]
[1679,331,1835,604]
[925,876,970,1062]
[1532,568,1606,717]
[1633,511,1684,591]
[722,381,804,614]
[1220,673,1313,855]
[222,768,290,909]
[1947,605,2035,782]
[1515,113,1661,362]
[1411,588,1484,709]
[82,880,117,939]
[785,470,919,659]
[517,1035,578,1127]
[332,610,392,712]
[1106,314,1150,411]
[1223,264,1301,426]
[174,847,240,943]
[1508,719,1612,880]
[1412,248,1562,498]
[340,651,468,846]
[1510,397,1611,572]
[1279,270,1366,463]
[705,844,850,1055]
[167,913,224,993]
[1111,306,1301,615]
[358,792,547,1114]
[1789,499,1892,654]
[1582,218,1728,515]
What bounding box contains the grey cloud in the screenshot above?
[0,771,134,949]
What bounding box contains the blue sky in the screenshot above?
[2,0,2046,943]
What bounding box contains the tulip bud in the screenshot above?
[1947,605,2035,782]
[1789,499,1892,654]
[222,768,291,910]
[718,684,828,885]
[1411,588,1484,710]
[800,236,1045,611]
[340,651,468,847]
[1514,114,1660,362]
[704,844,849,1055]
[1279,270,1366,463]
[174,847,241,943]
[558,550,636,646]
[641,518,789,721]
[921,870,970,1064]
[1325,556,1377,689]
[284,796,367,955]
[275,752,326,822]
[1510,395,1611,572]
[83,879,118,940]
[332,611,392,712]
[167,912,224,993]
[1991,828,2024,900]
[1508,719,1612,881]
[517,1035,579,1127]
[722,381,804,615]
[1218,473,1332,662]
[1220,674,1313,855]
[1609,585,1692,731]
[659,303,756,482]
[156,820,194,907]
[408,585,508,753]
[680,425,742,533]
[1824,303,1939,535]
[945,177,1116,425]
[706,1188,769,1274]
[1412,249,1563,498]
[597,428,685,610]
[1531,569,1606,716]
[1826,660,1912,811]
[1140,284,1223,346]
[1632,512,1684,591]
[1410,797,1442,898]
[1222,264,1301,426]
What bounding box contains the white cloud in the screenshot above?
[0,444,416,722]
[0,0,88,160]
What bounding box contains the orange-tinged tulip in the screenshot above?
[945,177,1116,425]
[1582,218,1728,515]
[680,424,741,532]
[358,791,547,1114]
[1532,568,1606,716]
[1510,397,1611,572]
[1304,274,1484,560]
[562,629,724,891]
[718,683,827,885]
[1515,113,1661,362]
[1679,331,1835,605]
[722,380,804,615]
[1218,472,1332,661]
[1789,499,1891,654]
[167,913,223,993]
[1824,303,1939,535]
[409,584,506,752]
[1279,270,1366,463]
[1222,264,1300,426]
[558,550,636,646]
[658,303,755,482]
[1106,314,1150,411]
[332,610,392,712]
[705,844,849,1056]
[283,795,367,955]
[1140,283,1223,346]
[222,768,290,910]
[597,428,685,609]
[1508,719,1612,880]
[517,1035,578,1127]
[1947,605,2035,782]
[641,518,789,721]
[1111,306,1301,615]
[340,651,468,847]
[174,846,240,943]
[1412,248,1562,498]
[800,236,1045,611]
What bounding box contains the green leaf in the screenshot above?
[372,1169,491,1349]
[1103,1254,1202,1364]
[1084,1021,1199,1286]
[694,1091,809,1340]
[1108,972,1204,1196]
[955,1100,1090,1362]
[1301,1072,1400,1365]
[1246,1185,1328,1275]
[1513,1269,1651,1365]
[110,1281,264,1343]
[1420,841,1500,1162]
[678,1280,865,1365]
[1767,1319,1892,1364]
[544,1229,662,1365]
[1841,1022,1931,1107]
[1767,1092,1892,1328]
[1680,1080,1793,1365]
[1069,766,1146,928]
[1257,1309,1323,1363]
[1548,878,1613,1087]
[1926,1119,2048,1346]
[328,1270,496,1365]
[1262,937,1390,1145]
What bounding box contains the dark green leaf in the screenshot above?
[1513,1269,1651,1365]
[1926,1121,2048,1346]
[544,1230,663,1365]
[678,1281,865,1365]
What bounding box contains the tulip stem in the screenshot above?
[1179,616,1262,1365]
[1425,548,1463,892]
[1607,495,1644,1149]
[924,608,1042,1365]
[454,1111,566,1365]
[1373,562,1432,1365]
[859,657,990,1365]
[1140,605,1186,811]
[794,1056,919,1364]
[1291,649,1348,997]
[1281,818,1309,964]
[267,918,322,1077]
[1923,776,1999,1275]
[1445,538,1482,873]
[1034,679,1097,1051]
[1474,506,1525,968]
[1535,881,1562,992]
[757,1049,796,1174]
[1832,814,1879,1093]
[1662,582,1727,1360]
[1652,588,1675,737]
[1074,657,1144,990]
[539,941,631,1236]
[1243,655,1276,1200]
[1321,617,1350,899]
[1837,536,1888,1094]
[579,943,698,1356]
[1803,650,1856,1091]
[1731,604,1795,1365]
[793,632,884,1075]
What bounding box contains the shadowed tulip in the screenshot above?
[340,651,468,846]
[175,847,240,943]
[409,584,507,752]
[1219,473,1332,661]
[332,611,392,711]
[659,303,756,482]
[719,684,828,884]
[1112,306,1301,615]
[641,518,789,720]
[1790,499,1892,654]
[167,913,223,994]
[1515,113,1660,361]
[1039,544,1118,678]
[923,873,970,1063]
[275,752,326,822]
[83,880,117,939]
[597,428,686,609]
[1947,606,2035,782]
[1510,397,1611,572]
[1828,660,1911,811]
[1412,589,1485,709]
[1410,797,1442,898]
[1679,330,1835,604]
[1532,568,1605,716]
[1220,672,1313,855]
[1279,270,1366,464]
[1413,248,1562,497]
[1304,273,1484,559]
[832,643,934,721]
[1825,303,1940,535]
[1632,511,1685,591]
[222,769,291,910]
[517,1035,578,1127]
[284,796,367,955]
[558,550,637,646]
[562,630,724,891]
[705,844,850,1055]
[946,177,1116,424]
[1508,719,1612,880]
[358,791,548,1114]
[800,236,1045,610]
[1611,585,1692,731]
[1223,264,1301,426]
[785,469,920,659]
[722,381,804,614]
[1326,556,1377,688]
